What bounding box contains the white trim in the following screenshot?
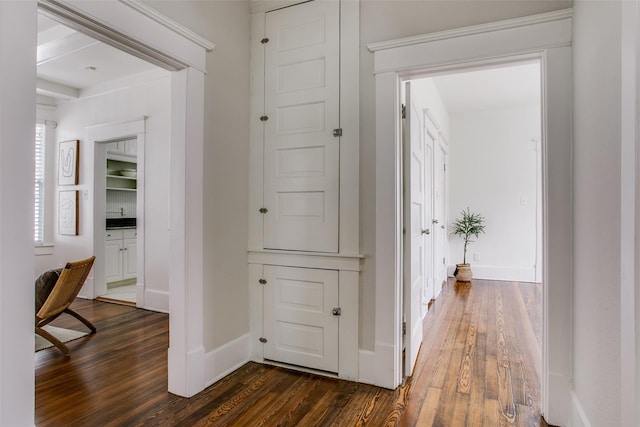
[369,15,571,76]
[371,10,573,425]
[205,334,252,387]
[571,390,593,427]
[38,0,214,73]
[367,8,573,52]
[87,118,146,305]
[358,343,396,388]
[167,67,206,398]
[620,2,639,426]
[248,250,361,272]
[120,0,215,52]
[447,265,537,283]
[142,288,169,313]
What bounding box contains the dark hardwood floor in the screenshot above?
[36,279,546,426]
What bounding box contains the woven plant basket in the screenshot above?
[455,264,473,282]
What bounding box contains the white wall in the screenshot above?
[408,78,450,140]
[144,1,251,350]
[358,0,571,351]
[36,70,172,306]
[448,105,541,282]
[0,2,37,424]
[572,1,622,425]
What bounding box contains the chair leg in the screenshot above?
[64,308,97,333]
[35,326,69,356]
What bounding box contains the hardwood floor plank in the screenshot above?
[36,279,545,426]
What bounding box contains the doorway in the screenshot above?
[36,0,213,398]
[402,61,543,379]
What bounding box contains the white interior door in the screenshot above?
[263,265,339,373]
[263,1,340,253]
[403,82,424,377]
[434,143,447,296]
[422,121,436,313]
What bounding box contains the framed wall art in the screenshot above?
[58,139,79,185]
[59,190,78,236]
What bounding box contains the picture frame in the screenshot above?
[58,140,79,185]
[59,190,78,236]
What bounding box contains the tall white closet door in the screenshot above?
[434,144,447,296]
[263,0,340,253]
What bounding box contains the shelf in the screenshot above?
[106,187,137,192]
[107,174,136,181]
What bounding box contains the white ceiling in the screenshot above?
[37,13,159,99]
[431,62,541,114]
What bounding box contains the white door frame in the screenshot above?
[86,118,146,306]
[38,0,214,398]
[369,9,573,425]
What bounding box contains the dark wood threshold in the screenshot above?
[95,295,136,307]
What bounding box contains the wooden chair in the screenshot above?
[35,256,96,355]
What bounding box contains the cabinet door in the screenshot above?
[262,0,340,253]
[107,141,125,155]
[105,240,123,283]
[123,238,137,279]
[263,265,339,373]
[124,139,137,157]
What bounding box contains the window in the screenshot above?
[34,123,45,244]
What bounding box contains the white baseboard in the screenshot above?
[204,333,251,388]
[143,288,169,313]
[546,371,572,426]
[571,390,592,427]
[358,343,396,389]
[168,345,205,397]
[78,276,95,299]
[447,264,537,282]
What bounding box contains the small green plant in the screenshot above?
[451,207,486,264]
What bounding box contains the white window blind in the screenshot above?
[34,123,45,244]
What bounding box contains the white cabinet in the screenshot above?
[107,138,137,159]
[263,265,339,373]
[105,229,137,284]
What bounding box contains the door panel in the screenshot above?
[422,124,435,314]
[403,82,424,377]
[263,1,340,253]
[105,240,122,283]
[434,143,447,296]
[264,265,339,373]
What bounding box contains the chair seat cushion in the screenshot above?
[35,268,62,313]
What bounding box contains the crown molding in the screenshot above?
[119,0,215,52]
[367,8,572,53]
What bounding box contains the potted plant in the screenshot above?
[451,207,486,282]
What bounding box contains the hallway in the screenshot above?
[35,279,544,426]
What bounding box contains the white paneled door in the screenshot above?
[263,0,340,253]
[263,265,339,373]
[434,143,447,296]
[402,82,424,377]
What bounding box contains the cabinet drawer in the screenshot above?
[105,230,124,241]
[123,229,137,239]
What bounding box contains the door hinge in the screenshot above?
[258,278,267,285]
[332,307,342,316]
[443,257,446,265]
[259,207,268,214]
[401,104,406,119]
[332,128,343,137]
[261,37,269,44]
[259,337,267,343]
[444,163,447,172]
[402,321,407,336]
[260,115,269,122]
